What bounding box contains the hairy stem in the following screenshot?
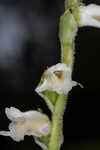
[48,94,66,150]
[48,1,81,150]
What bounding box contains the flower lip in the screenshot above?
[5,107,23,122]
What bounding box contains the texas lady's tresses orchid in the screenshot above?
[0,107,51,149]
[0,1,100,150]
[36,63,77,94]
[35,63,83,112]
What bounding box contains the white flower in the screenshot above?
[0,107,50,142]
[35,63,77,94]
[80,4,100,28]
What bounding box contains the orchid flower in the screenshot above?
[36,63,77,95]
[0,107,51,150]
[80,4,100,28]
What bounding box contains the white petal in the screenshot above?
[80,4,100,28]
[8,122,25,142]
[5,107,24,121]
[35,79,48,93]
[83,4,100,16]
[0,131,11,136]
[24,113,50,137]
[0,130,23,142]
[23,110,48,122]
[47,63,70,73]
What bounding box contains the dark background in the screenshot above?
[0,0,100,150]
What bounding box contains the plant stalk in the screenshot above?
[48,0,81,150]
[48,94,67,150]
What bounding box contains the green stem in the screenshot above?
[48,94,67,150]
[59,10,77,68]
[65,0,82,9]
[48,1,82,150]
